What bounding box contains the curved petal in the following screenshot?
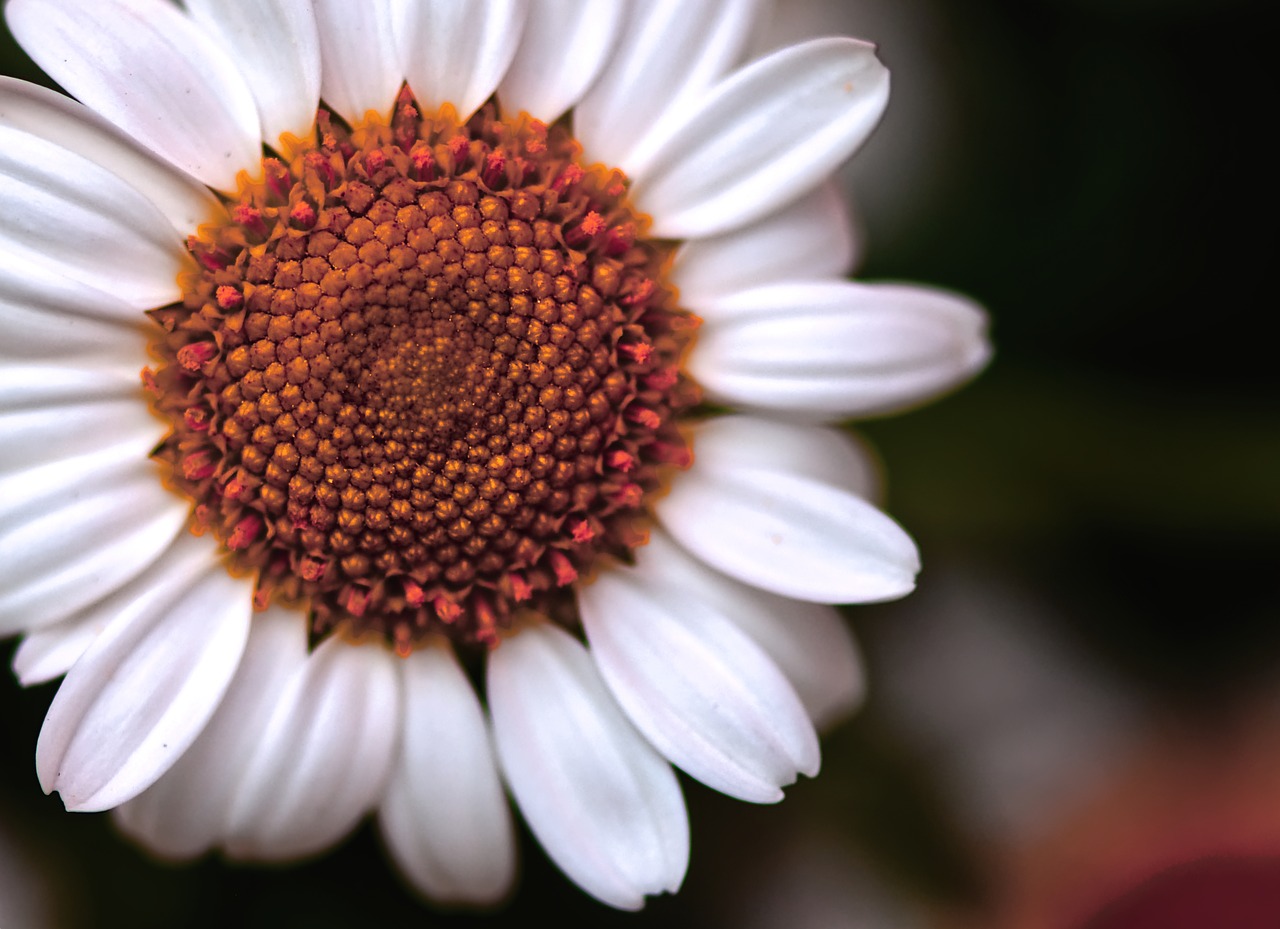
[184,0,321,147]
[488,621,688,910]
[657,415,919,604]
[312,0,403,125]
[574,0,762,176]
[580,529,819,804]
[0,256,150,365]
[35,532,253,812]
[378,641,516,906]
[725,600,866,731]
[0,77,222,235]
[13,611,110,687]
[632,38,889,239]
[401,0,527,122]
[0,125,186,309]
[0,433,187,637]
[671,182,857,305]
[690,282,993,420]
[114,607,307,860]
[222,633,400,860]
[496,0,626,123]
[6,0,262,191]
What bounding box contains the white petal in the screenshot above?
[496,0,626,123]
[378,641,515,906]
[13,611,110,686]
[401,0,526,122]
[682,413,882,503]
[0,305,134,365]
[0,366,160,474]
[0,124,188,309]
[671,182,857,305]
[0,435,188,638]
[658,415,919,603]
[0,256,149,365]
[0,361,141,412]
[690,282,992,420]
[587,433,867,726]
[312,0,403,125]
[0,77,222,235]
[114,607,307,860]
[574,0,762,176]
[6,0,262,191]
[0,394,160,472]
[488,622,688,910]
[632,38,889,239]
[580,529,819,803]
[725,600,866,731]
[35,532,252,812]
[184,0,321,147]
[222,634,400,860]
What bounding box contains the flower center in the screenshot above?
[145,96,698,650]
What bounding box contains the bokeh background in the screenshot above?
[2,0,1275,926]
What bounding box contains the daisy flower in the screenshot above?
[0,0,990,910]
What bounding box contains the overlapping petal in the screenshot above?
[5,0,261,191]
[401,0,527,122]
[0,428,187,637]
[574,0,762,175]
[497,0,626,123]
[673,413,884,503]
[34,532,252,812]
[184,0,321,147]
[0,125,187,309]
[113,608,307,859]
[671,182,858,305]
[0,78,221,235]
[632,37,889,239]
[488,622,688,910]
[13,611,111,687]
[580,529,819,803]
[379,641,515,905]
[658,415,919,604]
[220,632,400,860]
[726,599,867,731]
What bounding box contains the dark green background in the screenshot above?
[2,0,1274,926]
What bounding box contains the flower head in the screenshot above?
[0,0,989,909]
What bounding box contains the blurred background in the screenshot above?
[2,0,1275,926]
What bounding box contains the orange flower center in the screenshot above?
[145,95,698,650]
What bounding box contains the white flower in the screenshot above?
[0,0,990,911]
